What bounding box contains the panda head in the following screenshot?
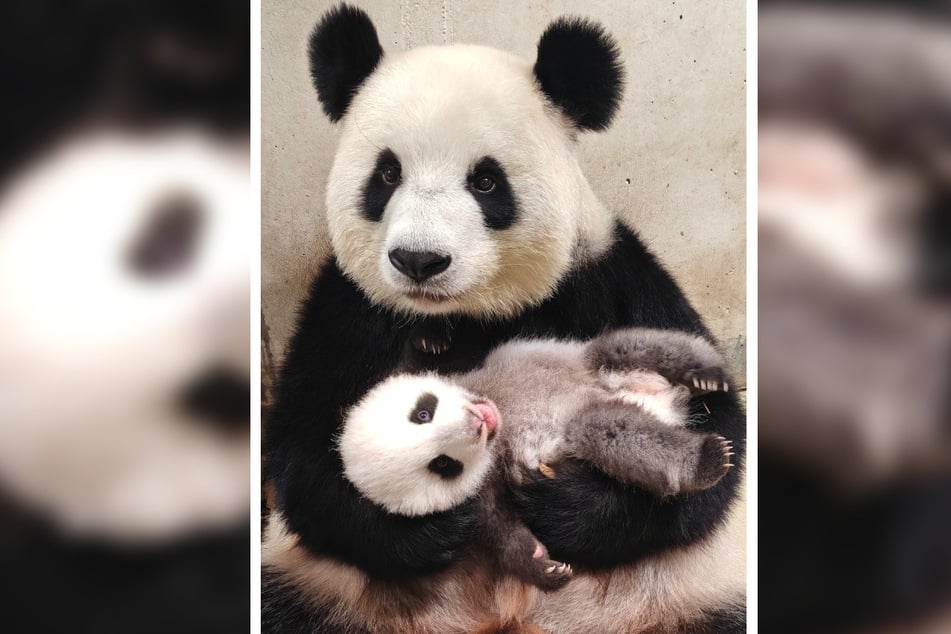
[309,4,625,319]
[338,374,500,516]
[0,129,250,541]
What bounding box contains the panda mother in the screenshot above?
[263,4,746,633]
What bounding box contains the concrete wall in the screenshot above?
[262,0,747,382]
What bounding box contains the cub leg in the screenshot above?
[563,402,733,497]
[479,487,572,592]
[585,327,730,393]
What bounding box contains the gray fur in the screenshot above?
[454,328,731,493]
[564,401,731,497]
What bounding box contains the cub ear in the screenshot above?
[533,17,625,132]
[308,4,383,122]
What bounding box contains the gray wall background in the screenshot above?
[262,0,747,384]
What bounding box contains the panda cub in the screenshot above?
[338,327,734,592]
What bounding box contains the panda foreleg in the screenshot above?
[585,328,730,394]
[563,402,733,497]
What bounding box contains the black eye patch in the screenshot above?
[427,454,463,479]
[362,148,401,222]
[467,156,518,230]
[127,191,203,278]
[408,391,438,424]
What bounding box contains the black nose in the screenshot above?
[388,249,452,282]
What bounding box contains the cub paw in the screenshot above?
[686,434,734,492]
[683,366,731,394]
[531,558,573,592]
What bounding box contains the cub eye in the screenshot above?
[409,392,438,424]
[427,454,463,479]
[380,165,401,185]
[127,191,203,278]
[472,175,495,193]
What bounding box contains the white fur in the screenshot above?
[326,45,614,319]
[339,374,495,515]
[0,129,250,541]
[600,370,685,426]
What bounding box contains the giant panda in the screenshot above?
[263,4,746,633]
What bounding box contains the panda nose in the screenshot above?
[388,249,452,282]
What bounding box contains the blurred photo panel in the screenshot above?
[0,1,250,632]
[759,1,951,632]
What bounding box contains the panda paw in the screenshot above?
[531,557,573,592]
[683,366,731,394]
[688,434,734,492]
[412,334,450,355]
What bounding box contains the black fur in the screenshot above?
[760,457,951,634]
[264,222,745,576]
[178,365,250,430]
[127,191,203,278]
[362,148,400,222]
[0,491,249,634]
[308,4,383,122]
[468,156,519,230]
[427,455,463,479]
[409,392,438,423]
[533,17,625,131]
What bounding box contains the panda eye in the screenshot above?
[472,175,495,193]
[409,392,438,424]
[128,191,203,278]
[380,165,401,186]
[427,454,463,479]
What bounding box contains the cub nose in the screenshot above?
[388,249,452,282]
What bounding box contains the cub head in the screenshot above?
[309,4,624,319]
[338,374,500,516]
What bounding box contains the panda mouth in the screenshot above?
[464,399,500,440]
[405,288,453,303]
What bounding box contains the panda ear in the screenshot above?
[533,17,625,132]
[308,4,383,122]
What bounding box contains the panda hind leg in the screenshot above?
[585,328,730,394]
[480,490,572,592]
[564,402,733,496]
[499,524,573,592]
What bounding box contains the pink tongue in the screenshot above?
[473,403,498,434]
